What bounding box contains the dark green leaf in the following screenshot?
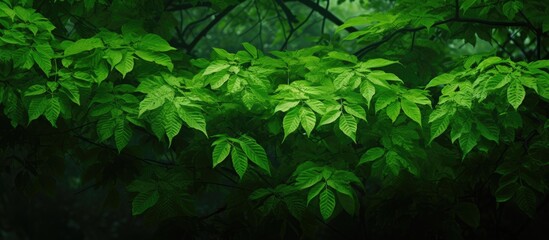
[358,147,385,166]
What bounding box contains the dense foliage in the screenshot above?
[1,0,548,239]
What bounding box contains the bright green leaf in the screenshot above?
[283,107,301,140]
[400,99,422,126]
[238,136,271,175]
[385,101,400,123]
[231,146,248,179]
[212,140,231,168]
[507,79,525,110]
[300,107,316,137]
[307,182,325,205]
[339,114,357,142]
[137,34,176,52]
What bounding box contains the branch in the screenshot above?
[280,0,317,50]
[186,5,236,53]
[355,17,529,57]
[295,0,357,32]
[275,0,298,25]
[165,2,211,11]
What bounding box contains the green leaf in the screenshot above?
[104,49,123,70]
[358,147,385,166]
[209,72,230,90]
[162,103,182,146]
[478,56,503,71]
[64,37,104,56]
[344,104,367,121]
[44,97,61,127]
[429,115,450,142]
[385,151,402,176]
[59,80,80,105]
[97,116,115,142]
[238,136,271,175]
[477,121,499,143]
[275,101,300,113]
[242,42,258,58]
[139,85,173,116]
[455,202,480,228]
[300,107,316,137]
[137,34,176,52]
[305,99,326,115]
[318,110,341,126]
[339,114,357,142]
[203,61,230,76]
[368,71,402,82]
[360,58,399,69]
[338,192,356,216]
[115,52,135,78]
[307,183,325,205]
[319,188,336,220]
[296,168,323,189]
[177,107,207,136]
[31,44,53,75]
[514,186,536,217]
[132,190,159,215]
[529,60,549,69]
[496,182,519,202]
[360,80,376,107]
[333,71,355,90]
[249,188,271,200]
[0,2,16,20]
[460,0,478,12]
[231,147,248,179]
[385,101,400,123]
[212,140,231,168]
[27,97,47,123]
[114,118,132,152]
[135,50,174,71]
[507,79,525,110]
[327,179,353,197]
[402,90,432,106]
[425,73,455,88]
[502,1,523,20]
[375,92,398,112]
[327,51,357,63]
[400,99,422,126]
[24,85,46,96]
[283,107,301,140]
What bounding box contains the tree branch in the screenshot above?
[275,0,298,25]
[355,17,529,57]
[280,0,318,50]
[295,0,358,32]
[186,5,236,53]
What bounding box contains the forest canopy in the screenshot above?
[1,0,548,239]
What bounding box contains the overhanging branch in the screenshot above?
[186,5,236,53]
[355,17,530,57]
[295,0,358,32]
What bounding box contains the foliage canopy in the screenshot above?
[1,0,548,239]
